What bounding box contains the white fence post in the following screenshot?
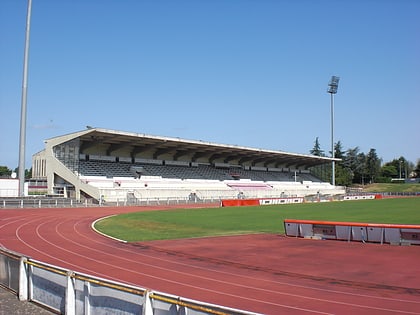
[144,291,153,315]
[65,271,76,315]
[18,257,28,301]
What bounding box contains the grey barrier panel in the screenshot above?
[150,297,227,315]
[400,229,420,245]
[74,276,145,315]
[313,224,337,239]
[151,298,179,315]
[149,293,255,315]
[185,307,212,315]
[88,282,144,315]
[0,253,20,292]
[351,226,368,242]
[0,254,7,287]
[9,257,20,292]
[74,277,86,315]
[30,265,66,313]
[367,227,384,243]
[284,222,299,237]
[335,226,351,241]
[186,309,209,315]
[299,224,313,238]
[384,228,401,244]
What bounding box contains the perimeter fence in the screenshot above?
[1,191,419,209]
[0,197,219,209]
[0,247,261,315]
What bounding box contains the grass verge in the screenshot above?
[94,198,420,242]
[361,183,420,193]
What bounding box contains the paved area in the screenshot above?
[0,287,54,315]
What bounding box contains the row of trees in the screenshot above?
[310,137,420,186]
[0,166,31,179]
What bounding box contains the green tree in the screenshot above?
[309,137,330,182]
[0,166,12,177]
[332,141,349,185]
[343,147,359,168]
[382,158,405,180]
[310,137,324,156]
[366,149,381,183]
[335,164,353,186]
[13,167,32,179]
[342,147,365,184]
[380,164,398,180]
[334,141,345,159]
[413,159,420,178]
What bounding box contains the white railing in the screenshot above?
[0,198,95,209]
[0,247,261,315]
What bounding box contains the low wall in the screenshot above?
[221,197,304,207]
[343,194,379,200]
[284,219,420,245]
[0,248,260,315]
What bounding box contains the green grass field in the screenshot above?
[362,183,420,193]
[95,197,420,242]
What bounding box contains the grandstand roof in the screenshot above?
[51,128,339,169]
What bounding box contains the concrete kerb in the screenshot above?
[91,215,128,243]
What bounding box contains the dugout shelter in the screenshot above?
[31,128,343,203]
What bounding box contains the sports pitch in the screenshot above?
[95,197,420,242]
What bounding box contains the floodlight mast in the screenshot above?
[18,0,32,196]
[327,76,339,186]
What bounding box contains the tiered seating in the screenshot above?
[78,159,325,183]
[140,164,216,180]
[79,160,132,177]
[228,168,295,182]
[299,172,323,182]
[73,157,344,203]
[197,165,233,180]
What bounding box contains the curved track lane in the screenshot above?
[1,206,420,314]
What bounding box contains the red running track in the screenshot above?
[1,206,420,315]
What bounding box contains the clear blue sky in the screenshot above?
[1,0,419,170]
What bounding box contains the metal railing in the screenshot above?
[0,197,221,209]
[0,247,261,315]
[0,197,95,209]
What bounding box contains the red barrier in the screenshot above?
[221,199,260,207]
[221,197,304,207]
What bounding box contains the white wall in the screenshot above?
[0,179,19,197]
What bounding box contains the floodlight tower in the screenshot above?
[327,76,340,186]
[18,0,33,196]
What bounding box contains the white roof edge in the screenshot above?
[47,127,340,162]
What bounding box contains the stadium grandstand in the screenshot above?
[30,128,345,204]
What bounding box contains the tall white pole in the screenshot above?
[331,92,335,186]
[327,75,339,186]
[19,0,32,196]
